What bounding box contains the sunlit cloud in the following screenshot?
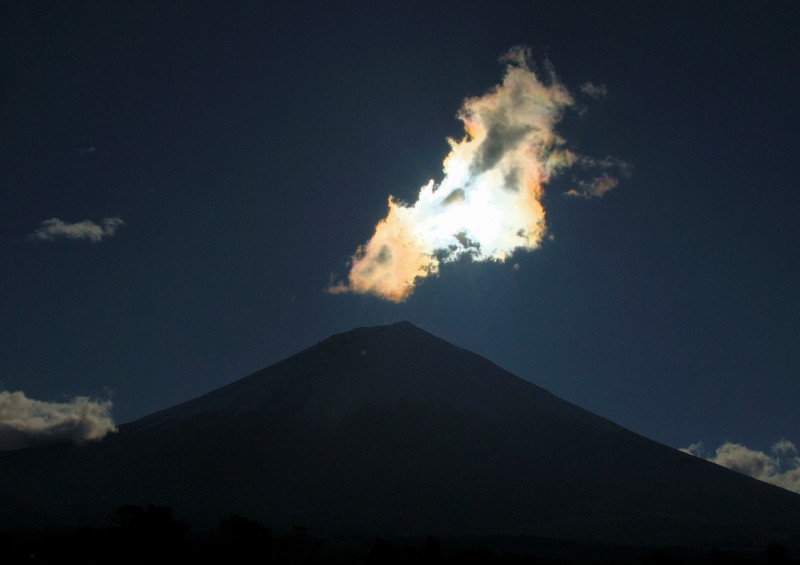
[682,440,800,494]
[29,217,125,242]
[565,156,631,199]
[329,46,626,302]
[0,391,117,452]
[564,173,618,199]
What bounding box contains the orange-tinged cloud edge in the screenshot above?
[329,197,438,302]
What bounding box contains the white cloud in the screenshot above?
[682,440,800,494]
[772,438,797,456]
[29,217,125,242]
[0,391,117,452]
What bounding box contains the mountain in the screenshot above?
[1,321,799,553]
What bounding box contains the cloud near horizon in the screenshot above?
[29,217,125,242]
[0,391,117,452]
[682,440,800,494]
[329,46,627,302]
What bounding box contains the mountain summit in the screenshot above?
[2,322,799,551]
[130,320,604,431]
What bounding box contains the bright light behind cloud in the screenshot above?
[329,47,625,302]
[0,391,116,452]
[682,440,800,494]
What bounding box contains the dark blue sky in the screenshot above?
[2,2,798,454]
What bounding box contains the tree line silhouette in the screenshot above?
[1,504,795,565]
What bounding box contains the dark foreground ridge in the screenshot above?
[1,321,800,558]
[4,505,798,565]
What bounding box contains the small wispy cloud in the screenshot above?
[564,173,618,199]
[0,391,116,452]
[682,439,800,494]
[564,156,631,199]
[580,82,608,99]
[29,217,125,242]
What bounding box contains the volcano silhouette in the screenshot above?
[2,321,799,551]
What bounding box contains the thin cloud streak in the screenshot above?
[329,46,626,302]
[29,217,125,242]
[682,440,800,494]
[0,391,116,452]
[579,82,608,99]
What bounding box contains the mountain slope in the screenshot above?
[1,321,798,551]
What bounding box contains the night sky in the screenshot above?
[2,2,798,473]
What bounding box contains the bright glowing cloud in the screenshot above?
[29,217,125,242]
[329,47,626,302]
[0,391,117,452]
[682,440,800,494]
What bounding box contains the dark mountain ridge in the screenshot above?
[1,322,798,553]
[129,321,612,431]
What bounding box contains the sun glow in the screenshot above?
[329,47,624,302]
